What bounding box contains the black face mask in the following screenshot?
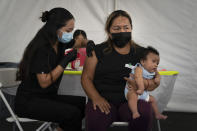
[111,32,131,48]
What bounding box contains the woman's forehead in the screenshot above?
[111,16,130,27]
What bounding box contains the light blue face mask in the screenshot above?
[58,31,73,43]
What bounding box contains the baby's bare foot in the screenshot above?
[133,112,140,119]
[155,113,168,120]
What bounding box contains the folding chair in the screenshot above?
[0,82,53,131]
[0,67,53,131]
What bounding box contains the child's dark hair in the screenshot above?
[140,46,159,60]
[73,29,87,39]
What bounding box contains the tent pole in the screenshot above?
[114,0,117,10]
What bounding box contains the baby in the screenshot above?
[125,46,167,120]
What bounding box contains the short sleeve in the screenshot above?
[94,43,107,61]
[94,46,101,60]
[30,47,50,74]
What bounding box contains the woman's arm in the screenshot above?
[143,79,159,91]
[144,70,160,91]
[37,49,77,88]
[37,65,64,88]
[154,71,161,86]
[125,74,159,92]
[81,51,99,100]
[81,51,110,114]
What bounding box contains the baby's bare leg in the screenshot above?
[127,89,140,119]
[149,95,167,120]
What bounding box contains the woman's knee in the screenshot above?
[85,102,111,123]
[85,101,116,130]
[85,111,113,131]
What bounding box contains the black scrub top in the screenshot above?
[93,42,144,103]
[16,41,74,97]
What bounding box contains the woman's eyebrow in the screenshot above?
[123,25,129,27]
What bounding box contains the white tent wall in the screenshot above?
[0,0,197,112]
[0,0,114,62]
[117,0,197,112]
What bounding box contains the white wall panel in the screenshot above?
[118,0,197,112]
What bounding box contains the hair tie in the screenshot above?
[41,11,49,22]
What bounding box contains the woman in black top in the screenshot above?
[82,10,158,131]
[15,7,88,131]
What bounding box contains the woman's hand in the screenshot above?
[92,96,111,115]
[124,74,137,91]
[154,71,161,86]
[154,77,160,86]
[59,49,77,68]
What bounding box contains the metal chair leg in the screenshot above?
[157,120,161,131]
[40,122,52,131]
[0,89,23,131]
[13,122,16,131]
[48,125,53,131]
[36,122,51,131]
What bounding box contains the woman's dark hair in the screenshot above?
[16,7,74,81]
[104,10,139,53]
[73,29,87,39]
[140,46,160,61]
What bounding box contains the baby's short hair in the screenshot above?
[140,46,159,60]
